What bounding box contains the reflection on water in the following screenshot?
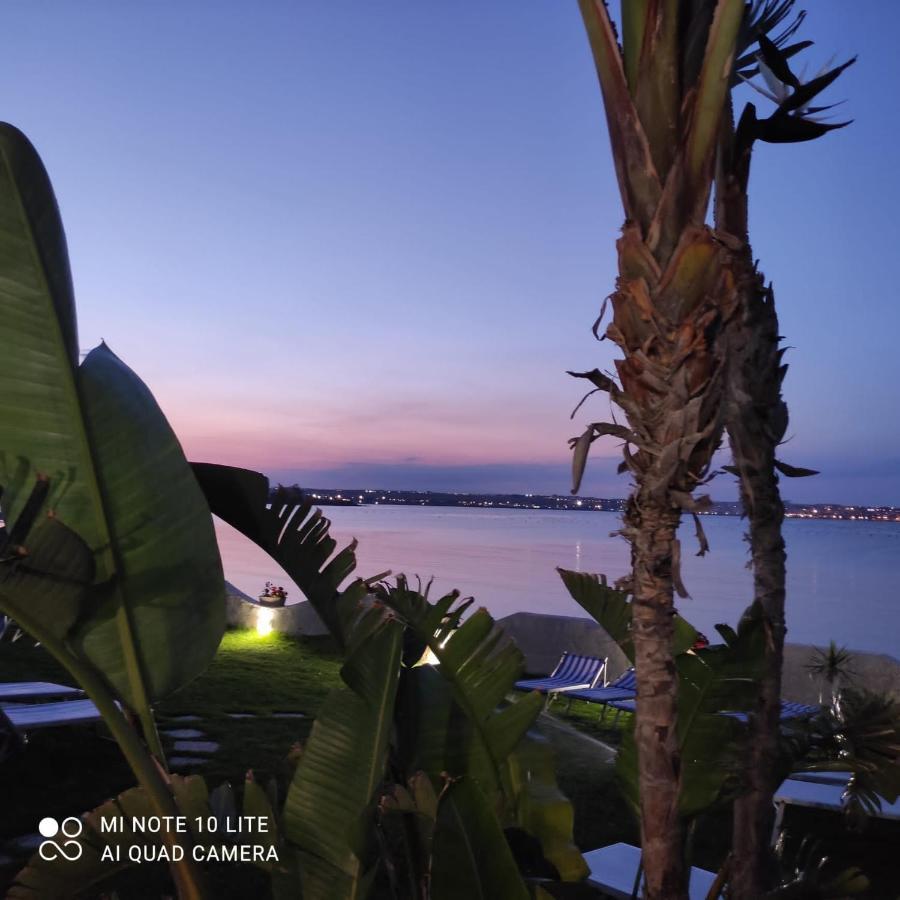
[215,506,900,656]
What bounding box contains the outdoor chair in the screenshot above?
[0,681,83,702]
[0,697,109,763]
[562,668,637,716]
[584,842,716,899]
[514,652,607,699]
[596,697,819,727]
[723,700,819,723]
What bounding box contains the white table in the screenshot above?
[584,842,717,899]
[775,776,900,821]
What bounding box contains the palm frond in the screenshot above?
[191,463,368,649]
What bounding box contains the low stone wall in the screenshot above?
[782,643,900,705]
[496,612,631,682]
[225,582,328,636]
[496,610,900,702]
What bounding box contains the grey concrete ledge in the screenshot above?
[497,611,900,704]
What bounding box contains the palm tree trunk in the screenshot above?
[627,494,687,899]
[725,270,788,898]
[716,104,791,893]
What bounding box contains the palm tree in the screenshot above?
[713,9,854,894]
[571,2,851,896]
[572,3,748,895]
[806,640,856,707]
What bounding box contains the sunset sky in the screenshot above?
[2,2,897,504]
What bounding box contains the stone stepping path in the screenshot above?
[226,711,305,718]
[161,724,219,770]
[160,712,305,771]
[168,756,208,768]
[165,728,205,739]
[172,740,219,754]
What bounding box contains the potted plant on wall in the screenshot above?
[259,581,288,608]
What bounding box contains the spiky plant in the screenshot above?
[806,640,856,706]
[714,5,854,894]
[570,2,852,897]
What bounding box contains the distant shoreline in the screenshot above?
[270,486,900,524]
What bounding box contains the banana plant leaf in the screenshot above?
[558,568,700,658]
[616,604,767,818]
[0,123,86,534]
[6,772,283,900]
[190,463,363,648]
[0,505,94,640]
[71,345,226,703]
[430,778,530,900]
[379,577,586,882]
[6,774,211,900]
[377,577,542,797]
[282,603,404,899]
[504,731,589,882]
[0,124,225,709]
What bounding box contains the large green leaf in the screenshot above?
[6,774,210,900]
[379,577,585,882]
[283,604,403,899]
[504,731,589,883]
[0,505,95,640]
[0,124,225,710]
[430,778,530,900]
[558,567,699,658]
[70,344,225,703]
[615,604,767,819]
[6,772,284,899]
[378,577,538,797]
[0,123,97,545]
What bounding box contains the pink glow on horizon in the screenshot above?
[157,384,624,473]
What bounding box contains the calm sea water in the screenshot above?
[215,506,900,656]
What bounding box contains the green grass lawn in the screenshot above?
[546,695,628,748]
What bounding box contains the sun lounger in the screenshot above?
[584,842,717,899]
[599,697,817,720]
[0,681,83,702]
[514,652,606,696]
[566,679,817,729]
[564,668,637,704]
[0,697,117,763]
[2,698,106,731]
[722,700,819,723]
[1,697,108,759]
[561,668,637,717]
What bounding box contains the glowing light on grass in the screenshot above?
[256,607,275,637]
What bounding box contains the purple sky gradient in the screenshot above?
[2,2,897,504]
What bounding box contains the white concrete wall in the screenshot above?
[225,582,329,637]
